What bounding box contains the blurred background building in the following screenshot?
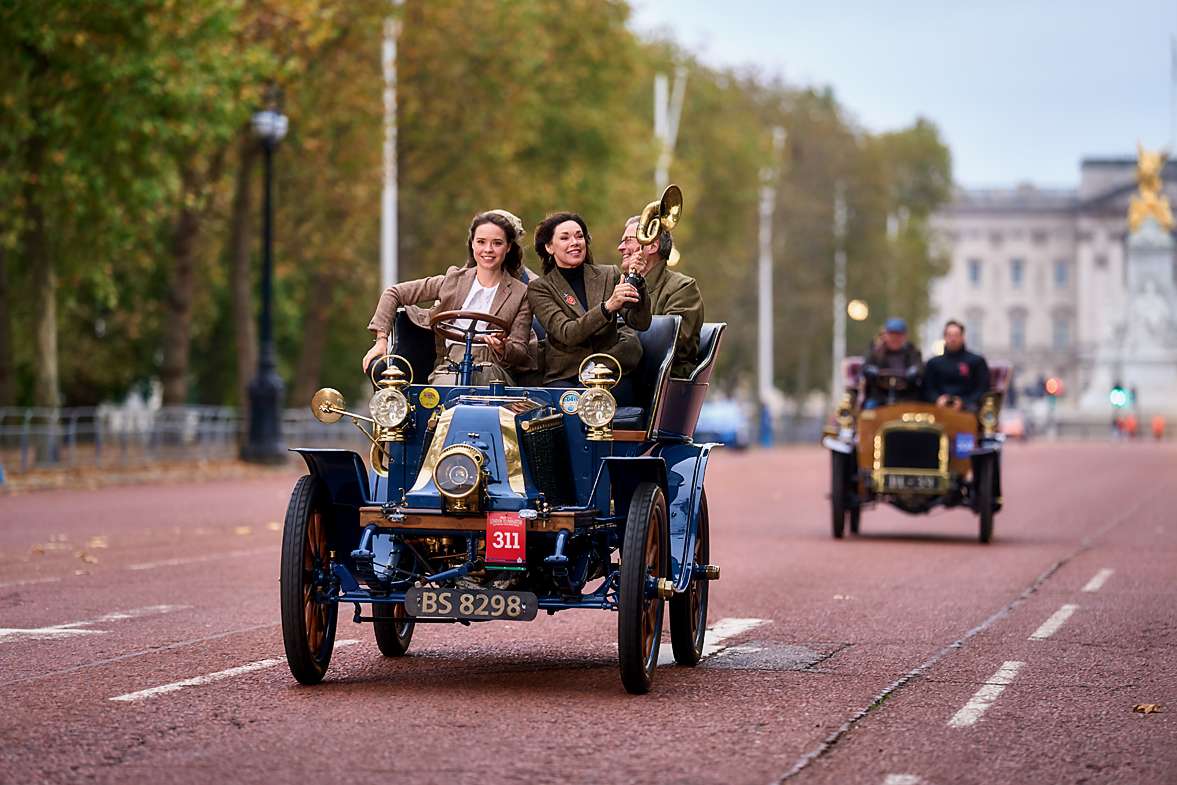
[924,157,1177,413]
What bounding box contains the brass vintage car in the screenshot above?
[822,358,1010,543]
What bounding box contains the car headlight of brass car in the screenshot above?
[577,387,617,428]
[369,387,409,429]
[433,445,484,500]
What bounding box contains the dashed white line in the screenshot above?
[883,776,923,785]
[947,660,1024,728]
[1082,568,1114,592]
[126,547,275,571]
[1029,604,1078,640]
[110,639,360,702]
[656,616,770,666]
[0,575,64,589]
[0,604,187,643]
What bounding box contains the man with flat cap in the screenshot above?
[860,317,924,408]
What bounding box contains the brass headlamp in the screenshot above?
[978,392,1001,438]
[577,353,621,441]
[432,444,485,512]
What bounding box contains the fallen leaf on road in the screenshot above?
[1134,703,1163,714]
[74,569,90,576]
[30,545,45,557]
[86,536,109,549]
[833,594,853,601]
[75,550,99,564]
[234,526,252,536]
[266,521,281,531]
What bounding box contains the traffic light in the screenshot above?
[1110,384,1129,408]
[1044,377,1063,397]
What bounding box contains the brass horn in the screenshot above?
[635,184,683,245]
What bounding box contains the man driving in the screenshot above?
[618,216,703,379]
[924,319,990,411]
[861,317,923,408]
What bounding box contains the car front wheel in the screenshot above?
[618,482,669,694]
[280,475,338,684]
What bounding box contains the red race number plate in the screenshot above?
[485,511,526,566]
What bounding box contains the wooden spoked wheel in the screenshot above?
[670,489,709,666]
[618,482,669,694]
[281,475,338,684]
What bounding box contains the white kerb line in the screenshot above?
[947,660,1024,728]
[1029,604,1078,641]
[110,640,360,702]
[1082,568,1114,592]
[656,617,769,666]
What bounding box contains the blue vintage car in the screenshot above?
[280,308,726,693]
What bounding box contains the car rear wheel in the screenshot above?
[975,457,995,544]
[618,482,669,694]
[373,602,415,656]
[670,490,709,666]
[848,503,861,535]
[830,452,848,539]
[281,475,338,684]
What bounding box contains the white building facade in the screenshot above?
[925,157,1177,411]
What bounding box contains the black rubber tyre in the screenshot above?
[830,452,847,539]
[848,503,861,535]
[618,482,669,694]
[373,602,415,656]
[975,457,995,544]
[670,490,709,666]
[280,475,338,684]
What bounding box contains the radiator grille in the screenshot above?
[881,428,941,470]
[522,422,575,504]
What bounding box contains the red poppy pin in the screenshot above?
[958,362,969,377]
[564,294,577,306]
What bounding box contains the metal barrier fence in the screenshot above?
[0,406,366,475]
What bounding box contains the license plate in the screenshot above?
[884,473,940,491]
[404,587,538,622]
[485,511,526,566]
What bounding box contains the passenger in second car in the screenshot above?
[363,211,535,385]
[527,212,651,394]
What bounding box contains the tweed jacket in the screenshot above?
[642,260,704,378]
[527,263,652,383]
[367,266,535,372]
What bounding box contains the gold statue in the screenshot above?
[1128,142,1175,232]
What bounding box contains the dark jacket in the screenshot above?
[924,346,990,409]
[527,263,651,383]
[862,341,924,405]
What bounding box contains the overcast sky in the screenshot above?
[630,0,1177,189]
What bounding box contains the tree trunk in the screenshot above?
[159,166,202,406]
[0,243,13,407]
[24,130,58,409]
[159,148,226,406]
[291,269,334,406]
[228,130,258,412]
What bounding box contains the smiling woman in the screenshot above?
[527,212,651,389]
[364,212,536,385]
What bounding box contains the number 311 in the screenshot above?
[491,531,519,549]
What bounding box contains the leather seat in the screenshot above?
[613,315,680,429]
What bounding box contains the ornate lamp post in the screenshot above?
[241,92,289,463]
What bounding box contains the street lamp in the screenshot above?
[242,90,289,464]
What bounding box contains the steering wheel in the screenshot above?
[429,309,511,343]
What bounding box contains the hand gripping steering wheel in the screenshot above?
[429,309,511,343]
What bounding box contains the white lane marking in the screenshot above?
[126,547,275,571]
[947,660,1024,728]
[883,776,923,785]
[1082,568,1114,592]
[1029,604,1078,640]
[656,617,770,666]
[0,576,63,589]
[0,604,186,643]
[110,639,360,702]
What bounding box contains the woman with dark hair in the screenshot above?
[527,212,650,387]
[364,211,535,384]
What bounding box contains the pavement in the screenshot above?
[0,441,1174,785]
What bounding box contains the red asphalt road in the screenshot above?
[1,442,1174,785]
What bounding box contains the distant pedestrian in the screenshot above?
[1152,415,1166,440]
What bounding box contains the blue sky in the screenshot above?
[630,1,1177,188]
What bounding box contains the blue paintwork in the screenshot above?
[291,382,715,619]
